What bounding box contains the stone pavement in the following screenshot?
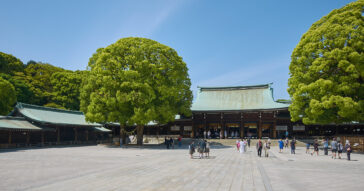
[0,144,363,191]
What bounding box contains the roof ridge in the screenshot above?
[16,102,84,115]
[198,83,272,90]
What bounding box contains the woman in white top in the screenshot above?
[239,139,245,153]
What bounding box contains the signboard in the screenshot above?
[184,126,192,131]
[293,125,305,131]
[171,125,180,131]
[276,125,287,131]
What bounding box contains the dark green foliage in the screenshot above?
[288,0,364,124]
[0,77,16,115]
[0,52,24,75]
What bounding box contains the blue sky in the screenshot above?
[0,0,356,100]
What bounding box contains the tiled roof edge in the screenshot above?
[197,83,272,90]
[16,102,84,115]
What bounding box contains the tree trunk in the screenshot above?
[120,124,126,144]
[137,125,144,145]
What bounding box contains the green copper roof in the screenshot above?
[0,116,43,131]
[191,84,290,111]
[15,103,102,127]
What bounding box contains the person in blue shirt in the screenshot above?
[323,139,329,155]
[306,142,310,154]
[278,139,284,153]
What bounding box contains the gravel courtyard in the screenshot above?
[0,144,363,191]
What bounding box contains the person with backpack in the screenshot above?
[263,139,270,157]
[323,139,329,155]
[331,138,338,159]
[337,140,343,159]
[256,139,263,157]
[189,141,195,159]
[290,138,296,154]
[345,140,352,161]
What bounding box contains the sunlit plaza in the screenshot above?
[1,144,363,191]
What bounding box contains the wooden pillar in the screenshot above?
[57,127,60,144]
[204,113,207,138]
[191,114,195,138]
[74,128,78,143]
[26,132,30,146]
[41,131,45,146]
[86,130,89,141]
[258,112,262,138]
[8,131,12,144]
[273,119,277,138]
[240,112,244,138]
[273,111,277,138]
[220,113,224,139]
[180,125,184,137]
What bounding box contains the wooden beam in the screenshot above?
[240,112,244,138]
[258,112,262,138]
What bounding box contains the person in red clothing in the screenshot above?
[178,136,182,147]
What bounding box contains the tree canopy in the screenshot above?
[81,37,192,145]
[0,52,24,75]
[0,77,16,115]
[288,0,364,124]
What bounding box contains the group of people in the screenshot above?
[278,138,296,154]
[256,139,271,157]
[189,139,210,159]
[165,136,182,149]
[307,138,353,160]
[236,139,249,153]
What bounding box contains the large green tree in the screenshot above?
[81,37,192,145]
[0,77,17,115]
[0,52,24,75]
[288,0,364,124]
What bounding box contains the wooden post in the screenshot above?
[41,131,45,146]
[8,131,12,144]
[26,132,30,146]
[258,113,262,138]
[57,127,60,144]
[220,113,224,139]
[74,128,78,143]
[86,130,89,141]
[191,114,195,138]
[180,125,184,137]
[240,112,244,138]
[273,119,277,138]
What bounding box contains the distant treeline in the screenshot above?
[0,51,86,111]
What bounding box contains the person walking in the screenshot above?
[323,139,329,155]
[244,139,248,152]
[337,140,343,159]
[345,140,352,161]
[284,138,289,148]
[239,139,244,154]
[291,138,296,154]
[306,142,310,154]
[166,137,170,149]
[236,139,240,152]
[278,139,284,153]
[264,140,270,157]
[203,130,207,139]
[331,138,338,159]
[189,141,195,159]
[247,138,251,148]
[311,139,319,156]
[205,140,210,158]
[256,139,263,157]
[170,137,174,149]
[207,130,211,139]
[178,136,182,148]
